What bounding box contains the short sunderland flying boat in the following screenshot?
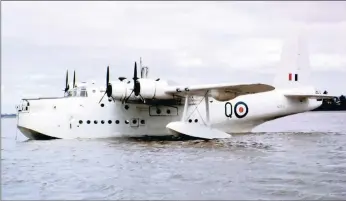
[15,35,336,140]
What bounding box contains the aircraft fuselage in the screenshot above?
[16,87,322,140]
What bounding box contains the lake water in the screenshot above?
[1,112,346,200]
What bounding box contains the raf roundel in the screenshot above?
[234,101,249,118]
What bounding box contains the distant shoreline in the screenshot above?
[1,114,17,118]
[312,95,346,112]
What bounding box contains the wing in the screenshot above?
[284,94,336,99]
[165,82,275,97]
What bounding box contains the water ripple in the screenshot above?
[2,112,346,200]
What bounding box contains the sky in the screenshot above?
[1,1,346,113]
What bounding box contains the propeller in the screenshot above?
[106,66,113,98]
[73,70,76,88]
[99,66,113,103]
[64,70,70,93]
[133,62,140,96]
[124,62,145,103]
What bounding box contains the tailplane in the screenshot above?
[273,31,311,89]
[284,93,336,100]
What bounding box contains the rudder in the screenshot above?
[273,30,311,89]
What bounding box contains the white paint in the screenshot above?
[166,121,231,139]
[15,34,337,140]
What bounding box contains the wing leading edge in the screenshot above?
[165,83,275,97]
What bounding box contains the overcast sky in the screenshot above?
[2,1,346,113]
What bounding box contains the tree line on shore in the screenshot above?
[312,91,346,111]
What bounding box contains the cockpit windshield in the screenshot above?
[65,86,88,97]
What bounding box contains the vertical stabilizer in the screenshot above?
[273,30,311,89]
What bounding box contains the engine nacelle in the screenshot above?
[110,81,128,100]
[210,89,237,101]
[109,79,173,101]
[138,79,173,99]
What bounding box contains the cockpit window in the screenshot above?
[64,87,88,97]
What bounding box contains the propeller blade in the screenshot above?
[138,94,146,103]
[99,66,111,103]
[106,66,109,87]
[65,70,69,92]
[133,62,141,96]
[73,70,76,88]
[99,92,106,104]
[125,90,134,103]
[66,70,68,87]
[133,62,138,80]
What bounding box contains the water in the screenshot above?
[2,112,346,200]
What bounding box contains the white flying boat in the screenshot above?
[15,35,336,140]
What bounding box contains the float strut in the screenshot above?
[204,91,210,127]
[181,94,189,122]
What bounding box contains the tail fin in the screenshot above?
[273,31,311,89]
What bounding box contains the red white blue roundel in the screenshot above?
[234,101,248,118]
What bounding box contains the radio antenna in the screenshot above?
[139,57,148,78]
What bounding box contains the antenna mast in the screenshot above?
[140,57,149,78]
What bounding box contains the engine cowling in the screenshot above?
[109,79,173,101]
[137,79,156,99]
[109,80,128,100]
[138,79,173,99]
[210,89,237,101]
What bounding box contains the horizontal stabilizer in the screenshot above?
[284,94,337,99]
[166,121,231,140]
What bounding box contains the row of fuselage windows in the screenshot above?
[78,118,199,125]
[79,119,145,125]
